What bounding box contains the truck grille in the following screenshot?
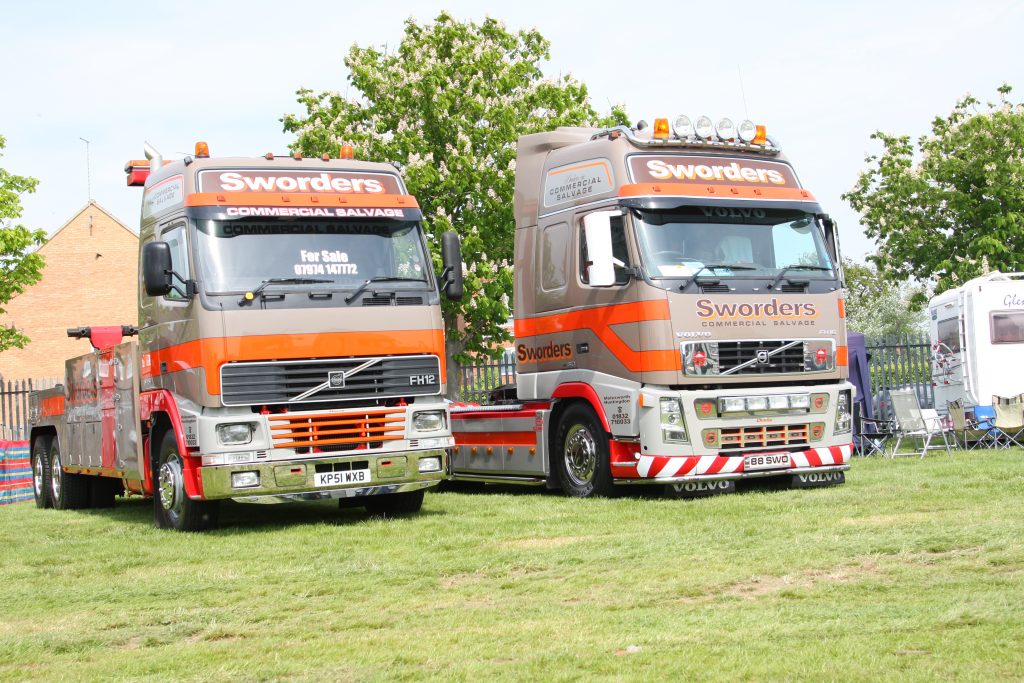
[718,341,805,374]
[719,424,809,450]
[220,355,441,406]
[269,408,405,452]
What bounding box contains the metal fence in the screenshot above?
[864,332,933,409]
[0,377,60,440]
[455,359,516,404]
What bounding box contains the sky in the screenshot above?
[2,0,1022,263]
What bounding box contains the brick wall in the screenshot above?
[0,202,139,381]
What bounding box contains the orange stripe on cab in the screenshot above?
[619,183,816,202]
[185,192,420,209]
[142,329,445,396]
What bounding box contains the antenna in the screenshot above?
[79,137,92,202]
[737,65,750,120]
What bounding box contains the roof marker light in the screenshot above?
[194,141,210,158]
[293,151,302,160]
[753,125,768,145]
[652,118,670,139]
[694,115,715,140]
[339,145,355,160]
[716,118,736,142]
[672,115,693,139]
[738,120,757,143]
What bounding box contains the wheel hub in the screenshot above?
[158,459,183,513]
[33,452,44,496]
[564,424,597,485]
[49,451,61,501]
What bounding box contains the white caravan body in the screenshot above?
[930,272,1024,410]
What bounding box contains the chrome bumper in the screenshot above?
[199,448,446,502]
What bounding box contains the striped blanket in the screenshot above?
[0,440,31,505]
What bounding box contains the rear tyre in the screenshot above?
[49,438,91,510]
[31,436,52,509]
[89,477,121,508]
[154,431,219,532]
[554,404,614,498]
[364,489,425,517]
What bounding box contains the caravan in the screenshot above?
[930,272,1024,414]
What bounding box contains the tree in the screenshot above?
[0,134,46,351]
[282,13,627,389]
[842,258,925,338]
[844,84,1024,301]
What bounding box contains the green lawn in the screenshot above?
[1,451,1022,682]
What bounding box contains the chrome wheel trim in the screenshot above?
[50,449,62,501]
[158,456,184,517]
[564,423,597,486]
[33,450,44,497]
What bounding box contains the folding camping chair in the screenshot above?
[991,395,1024,448]
[854,401,894,457]
[889,388,953,458]
[947,399,996,450]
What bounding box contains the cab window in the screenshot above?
[162,224,190,301]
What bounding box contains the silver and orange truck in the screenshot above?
[28,142,463,530]
[451,116,853,496]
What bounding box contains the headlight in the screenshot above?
[834,389,852,434]
[789,394,811,409]
[217,423,254,445]
[738,119,758,143]
[231,471,259,488]
[721,397,746,413]
[716,117,736,142]
[672,114,693,139]
[694,115,715,140]
[413,410,446,432]
[418,456,442,473]
[660,398,688,443]
[745,396,768,412]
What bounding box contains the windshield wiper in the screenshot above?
[679,264,756,291]
[344,276,427,305]
[767,264,833,291]
[239,278,334,305]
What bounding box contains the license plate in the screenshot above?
[314,469,371,487]
[744,453,791,471]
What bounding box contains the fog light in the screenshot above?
[746,396,768,411]
[217,423,254,445]
[418,456,442,473]
[790,394,811,409]
[721,397,746,413]
[413,410,445,432]
[231,471,259,488]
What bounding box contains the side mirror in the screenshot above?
[583,211,617,287]
[142,242,173,296]
[440,231,464,301]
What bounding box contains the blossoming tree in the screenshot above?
[843,84,1024,300]
[282,13,627,391]
[0,133,45,351]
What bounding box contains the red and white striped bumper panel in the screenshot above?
[631,443,852,479]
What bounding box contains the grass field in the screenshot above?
[1,451,1022,682]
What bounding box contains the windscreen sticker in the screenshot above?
[628,155,800,188]
[199,170,403,194]
[294,249,359,276]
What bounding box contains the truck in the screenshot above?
[930,271,1024,414]
[450,116,853,496]
[28,141,463,530]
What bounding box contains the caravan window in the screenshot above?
[936,318,961,353]
[990,311,1024,344]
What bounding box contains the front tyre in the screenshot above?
[554,404,614,498]
[363,489,425,517]
[154,431,219,532]
[31,437,52,509]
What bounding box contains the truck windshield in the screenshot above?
[194,219,431,294]
[633,207,835,280]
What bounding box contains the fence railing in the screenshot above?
[0,378,60,441]
[455,360,516,404]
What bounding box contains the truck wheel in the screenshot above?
[49,439,91,510]
[31,437,52,509]
[364,489,424,517]
[554,404,614,498]
[154,432,219,532]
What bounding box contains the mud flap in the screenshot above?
[789,470,846,488]
[667,479,736,498]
